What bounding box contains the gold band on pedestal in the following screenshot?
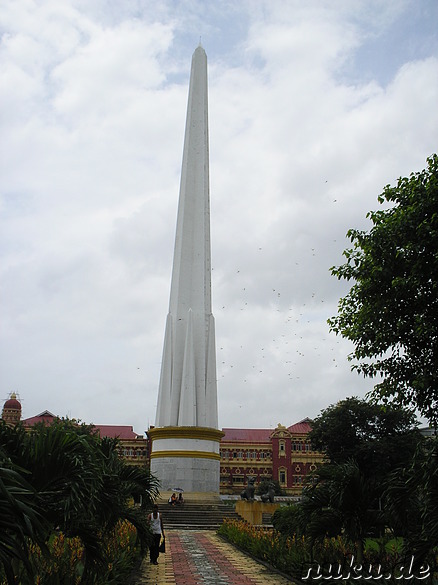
[148,426,224,443]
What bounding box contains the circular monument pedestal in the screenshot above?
[149,426,224,493]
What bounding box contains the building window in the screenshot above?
[279,440,286,456]
[232,476,244,484]
[279,468,287,485]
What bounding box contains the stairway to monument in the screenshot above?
[157,494,240,530]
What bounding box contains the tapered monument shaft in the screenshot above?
[149,46,222,494]
[155,45,217,430]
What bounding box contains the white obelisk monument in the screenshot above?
[149,45,223,494]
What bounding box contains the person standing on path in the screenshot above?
[147,504,164,565]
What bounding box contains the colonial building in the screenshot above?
[95,425,149,467]
[2,395,323,493]
[1,392,22,426]
[1,394,149,468]
[220,419,324,496]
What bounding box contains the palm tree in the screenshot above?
[25,419,160,578]
[0,422,46,585]
[385,435,438,567]
[301,460,383,563]
[93,435,159,552]
[1,418,160,583]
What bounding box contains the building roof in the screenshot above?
[94,425,142,440]
[222,428,273,442]
[288,418,313,434]
[22,413,142,440]
[222,419,313,443]
[23,411,57,426]
[4,397,22,410]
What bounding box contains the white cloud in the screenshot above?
[1,0,437,433]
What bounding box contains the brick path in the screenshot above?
[133,530,293,584]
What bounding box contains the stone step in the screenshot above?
[157,502,232,511]
[157,491,222,504]
[161,514,236,524]
[161,512,238,521]
[157,498,239,530]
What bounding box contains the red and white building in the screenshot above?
[2,394,322,495]
[1,394,149,468]
[220,420,323,496]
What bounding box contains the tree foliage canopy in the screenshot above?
[0,418,160,583]
[308,397,420,474]
[295,398,423,562]
[329,155,438,423]
[384,435,438,563]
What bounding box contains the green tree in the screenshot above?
[328,154,438,424]
[384,435,438,566]
[0,456,47,584]
[308,397,421,474]
[272,503,307,538]
[0,418,160,584]
[304,398,421,562]
[301,460,382,563]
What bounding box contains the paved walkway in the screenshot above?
[132,530,293,584]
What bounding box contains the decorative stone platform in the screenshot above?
[235,501,280,525]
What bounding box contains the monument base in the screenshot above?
[151,456,220,493]
[235,501,280,525]
[148,426,224,494]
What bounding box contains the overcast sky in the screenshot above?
[1,0,437,435]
